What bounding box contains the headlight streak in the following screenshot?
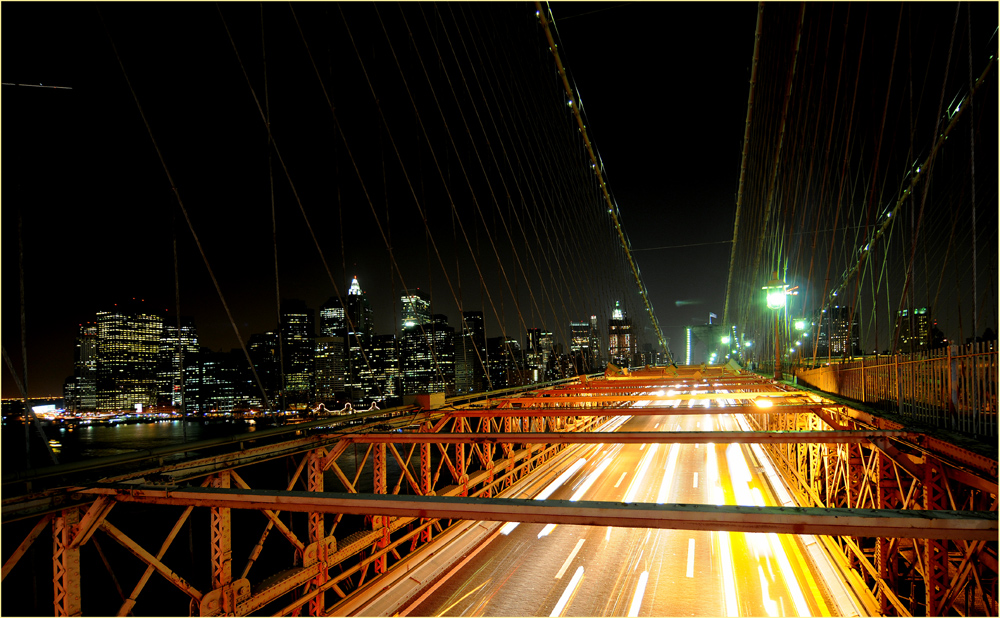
[549,566,584,617]
[727,438,813,617]
[623,443,659,503]
[502,458,588,536]
[655,443,680,504]
[709,441,739,617]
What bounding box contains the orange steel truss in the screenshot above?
[1,365,996,616]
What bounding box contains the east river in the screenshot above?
[2,418,254,473]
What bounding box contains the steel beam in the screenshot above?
[443,405,826,417]
[347,430,915,444]
[52,508,81,617]
[79,486,997,541]
[99,520,202,603]
[495,391,814,404]
[2,513,51,582]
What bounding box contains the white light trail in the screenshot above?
[571,458,612,501]
[693,472,699,488]
[624,444,659,503]
[627,571,649,617]
[538,523,557,538]
[503,457,588,535]
[550,566,584,616]
[655,443,679,504]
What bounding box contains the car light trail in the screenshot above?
[571,458,612,501]
[627,571,649,617]
[709,442,739,617]
[549,566,584,616]
[655,443,679,504]
[623,444,658,503]
[502,458,588,535]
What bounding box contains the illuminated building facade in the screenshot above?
[363,334,401,401]
[346,277,375,397]
[895,307,932,353]
[96,303,164,412]
[314,336,346,402]
[486,337,521,389]
[526,328,554,382]
[67,323,99,411]
[280,299,315,406]
[157,318,200,414]
[320,297,347,338]
[813,305,860,357]
[570,319,600,371]
[401,289,431,330]
[199,349,235,414]
[608,301,635,367]
[401,314,454,395]
[248,331,281,407]
[455,311,486,393]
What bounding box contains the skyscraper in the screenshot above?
[248,331,280,408]
[364,334,401,402]
[400,289,431,330]
[526,328,553,382]
[346,277,375,338]
[346,277,375,397]
[401,314,454,395]
[74,323,98,411]
[199,348,236,414]
[157,318,199,414]
[320,296,347,338]
[314,336,346,403]
[280,299,315,406]
[96,302,164,412]
[455,311,487,393]
[608,301,635,367]
[813,305,860,357]
[570,320,596,372]
[895,307,932,353]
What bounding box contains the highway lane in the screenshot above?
[405,398,838,617]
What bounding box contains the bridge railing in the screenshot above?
[794,342,998,437]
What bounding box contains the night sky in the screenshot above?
[4,2,994,397]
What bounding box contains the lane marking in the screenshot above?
[606,526,611,542]
[686,539,695,578]
[555,539,586,579]
[627,571,649,617]
[654,423,659,429]
[614,472,627,488]
[693,472,699,488]
[640,444,645,451]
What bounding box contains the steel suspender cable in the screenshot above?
[536,2,674,365]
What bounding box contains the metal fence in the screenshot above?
[793,342,998,437]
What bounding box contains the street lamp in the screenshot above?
[762,272,787,380]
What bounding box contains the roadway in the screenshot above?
[404,400,839,617]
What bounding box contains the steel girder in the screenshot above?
[744,395,998,616]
